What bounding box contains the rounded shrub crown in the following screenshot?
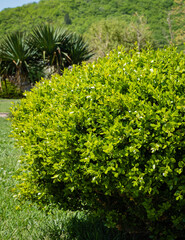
[11,47,185,239]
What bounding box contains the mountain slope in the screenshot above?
[0,0,184,48]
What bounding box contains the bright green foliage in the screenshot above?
[11,47,185,239]
[0,118,126,240]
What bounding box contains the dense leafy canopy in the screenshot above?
[11,46,185,239]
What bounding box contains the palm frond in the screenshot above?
[66,34,94,65]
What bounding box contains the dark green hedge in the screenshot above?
[11,46,185,239]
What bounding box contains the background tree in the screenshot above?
[85,16,153,59]
[64,13,72,25]
[131,13,154,51]
[169,0,185,50]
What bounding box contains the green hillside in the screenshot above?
[0,0,184,49]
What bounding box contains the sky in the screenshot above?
[0,0,40,12]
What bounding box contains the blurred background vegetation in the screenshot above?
[0,0,184,50]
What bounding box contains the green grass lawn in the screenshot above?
[0,117,128,240]
[0,99,20,113]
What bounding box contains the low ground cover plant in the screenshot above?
[0,79,23,99]
[11,46,185,239]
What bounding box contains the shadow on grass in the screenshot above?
[36,212,149,240]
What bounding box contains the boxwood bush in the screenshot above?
[11,47,185,239]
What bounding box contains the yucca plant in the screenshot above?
[28,24,71,74]
[29,24,93,74]
[0,32,43,90]
[65,33,94,66]
[0,25,93,90]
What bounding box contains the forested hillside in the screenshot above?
[0,0,184,49]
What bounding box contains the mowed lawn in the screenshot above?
[0,99,20,113]
[0,101,126,240]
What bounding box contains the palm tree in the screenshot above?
[0,32,43,90]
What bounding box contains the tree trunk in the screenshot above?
[15,63,27,91]
[0,77,2,92]
[4,78,7,92]
[16,65,22,90]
